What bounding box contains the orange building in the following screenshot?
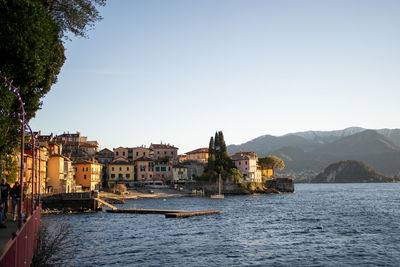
[73,160,102,191]
[23,146,48,194]
[134,156,154,181]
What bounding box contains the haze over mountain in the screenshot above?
[227,127,400,177]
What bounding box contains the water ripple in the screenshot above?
[45,183,400,266]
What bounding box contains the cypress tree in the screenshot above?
[207,137,215,172]
[204,131,234,180]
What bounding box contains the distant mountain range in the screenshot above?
[227,127,400,178]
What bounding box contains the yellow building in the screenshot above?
[47,154,74,193]
[47,154,64,193]
[107,158,135,187]
[73,160,102,191]
[186,148,209,163]
[262,168,274,179]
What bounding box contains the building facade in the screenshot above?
[185,148,209,163]
[172,165,188,181]
[134,157,154,181]
[73,160,102,191]
[150,143,178,161]
[107,159,135,188]
[231,152,262,183]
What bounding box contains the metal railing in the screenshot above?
[0,205,42,266]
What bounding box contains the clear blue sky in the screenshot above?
[31,0,400,153]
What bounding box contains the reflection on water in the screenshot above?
[45,183,400,266]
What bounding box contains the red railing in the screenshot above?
[0,205,42,267]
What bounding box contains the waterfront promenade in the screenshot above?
[0,218,18,251]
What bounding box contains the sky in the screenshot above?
[31,0,400,153]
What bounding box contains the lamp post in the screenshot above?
[25,124,38,212]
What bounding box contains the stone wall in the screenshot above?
[184,180,248,195]
[184,177,294,195]
[41,192,101,212]
[264,178,294,192]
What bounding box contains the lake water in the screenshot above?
[44,183,400,266]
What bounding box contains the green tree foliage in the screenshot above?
[32,0,106,39]
[204,131,234,180]
[258,155,285,174]
[0,0,105,157]
[1,155,18,182]
[0,0,65,156]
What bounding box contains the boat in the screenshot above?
[210,174,224,199]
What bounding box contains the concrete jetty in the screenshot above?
[94,198,118,210]
[106,208,220,218]
[165,210,220,218]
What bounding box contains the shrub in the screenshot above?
[31,222,70,266]
[247,182,257,192]
[110,184,127,193]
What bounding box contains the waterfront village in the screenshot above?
[17,131,277,194]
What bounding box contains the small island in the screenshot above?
[311,160,400,183]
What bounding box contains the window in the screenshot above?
[239,162,241,166]
[155,167,160,172]
[112,167,114,171]
[116,152,119,156]
[245,162,247,165]
[126,174,130,178]
[143,152,146,156]
[150,174,152,178]
[123,152,125,156]
[127,167,129,171]
[161,167,166,172]
[164,151,167,155]
[111,174,115,178]
[84,174,87,179]
[168,167,170,171]
[118,173,123,178]
[136,152,139,156]
[157,151,160,154]
[119,167,122,171]
[141,174,144,178]
[140,167,146,172]
[171,151,173,155]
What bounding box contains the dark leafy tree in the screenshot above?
[207,137,215,172]
[32,0,106,39]
[258,155,285,177]
[204,131,234,180]
[0,0,65,156]
[0,0,105,173]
